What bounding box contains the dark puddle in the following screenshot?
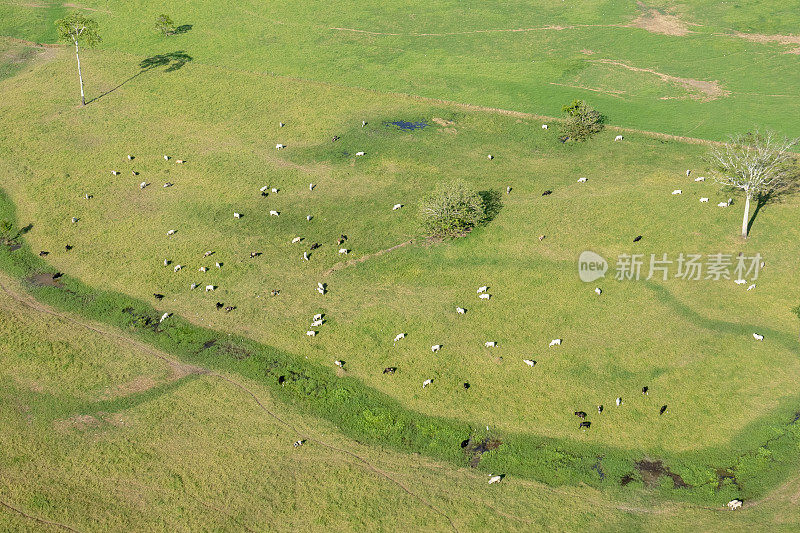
[632,459,689,488]
[219,342,252,361]
[716,468,741,490]
[461,435,503,467]
[386,120,428,131]
[591,456,606,481]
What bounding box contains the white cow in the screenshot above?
[205,285,215,292]
[394,333,406,342]
[614,135,623,141]
[694,176,705,182]
[577,177,588,183]
[734,279,747,285]
[728,500,743,510]
[672,190,682,195]
[270,210,280,216]
[747,284,756,291]
[523,359,536,367]
[167,229,176,235]
[477,286,489,293]
[479,293,491,300]
[393,204,403,210]
[595,287,602,295]
[356,151,365,156]
[306,330,317,336]
[423,378,433,388]
[484,341,497,347]
[456,307,466,314]
[431,344,442,352]
[549,339,562,347]
[488,475,503,484]
[338,248,349,255]
[160,312,171,323]
[753,333,764,341]
[234,212,241,219]
[292,237,302,244]
[276,144,285,150]
[313,313,323,321]
[541,124,548,129]
[173,264,182,272]
[700,197,709,203]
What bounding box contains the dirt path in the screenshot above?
[322,239,414,277]
[0,500,81,532]
[0,275,459,532]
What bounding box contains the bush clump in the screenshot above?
[420,181,486,238]
[560,99,604,142]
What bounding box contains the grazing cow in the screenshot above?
[270,210,280,216]
[717,201,729,207]
[310,243,321,250]
[539,235,546,241]
[234,212,241,219]
[672,190,682,195]
[479,293,491,300]
[311,319,323,327]
[393,204,403,210]
[394,333,406,342]
[542,190,552,196]
[523,359,536,367]
[306,330,317,336]
[488,475,503,484]
[686,169,691,177]
[487,154,494,160]
[309,183,315,191]
[199,266,207,272]
[577,177,587,183]
[39,251,49,256]
[431,344,442,352]
[204,250,214,257]
[173,264,182,272]
[153,293,165,300]
[579,421,591,429]
[128,155,134,160]
[753,333,764,341]
[271,289,281,296]
[205,285,215,292]
[163,182,173,187]
[65,245,73,251]
[304,252,310,262]
[190,283,197,290]
[313,313,323,321]
[71,217,78,223]
[250,251,261,258]
[276,144,285,150]
[423,378,433,388]
[700,197,709,203]
[633,235,642,242]
[542,124,548,129]
[260,185,270,192]
[332,135,340,142]
[574,411,587,419]
[111,170,120,176]
[362,121,367,127]
[339,248,349,254]
[728,500,743,511]
[642,386,649,395]
[734,279,747,285]
[747,284,756,291]
[306,215,313,221]
[456,307,466,314]
[164,155,170,160]
[316,287,324,294]
[160,312,171,323]
[176,159,185,164]
[167,229,176,236]
[335,360,343,367]
[549,338,562,347]
[660,405,667,415]
[463,382,470,389]
[484,341,497,347]
[383,367,397,374]
[506,186,512,194]
[294,439,305,447]
[164,259,170,266]
[279,122,285,127]
[317,282,325,290]
[694,176,705,182]
[595,287,602,295]
[614,135,623,141]
[337,234,348,244]
[215,262,222,269]
[356,151,365,156]
[598,405,603,414]
[477,286,489,293]
[216,302,224,309]
[292,237,302,244]
[140,181,148,189]
[616,397,622,406]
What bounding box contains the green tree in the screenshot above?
[154,14,175,36]
[560,99,603,142]
[708,130,798,239]
[420,181,486,238]
[55,13,101,106]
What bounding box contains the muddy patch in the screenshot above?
[589,59,729,101]
[432,117,454,127]
[629,2,695,36]
[219,342,252,361]
[121,306,159,331]
[634,459,690,488]
[733,32,800,54]
[462,435,503,467]
[716,468,742,490]
[26,272,62,288]
[620,473,637,486]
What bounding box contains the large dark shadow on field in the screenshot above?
[644,281,799,353]
[172,24,193,35]
[746,172,800,235]
[86,51,194,105]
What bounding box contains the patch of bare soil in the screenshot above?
[54,414,100,432]
[629,2,695,36]
[432,117,454,126]
[461,435,503,467]
[322,239,413,277]
[733,32,800,54]
[590,59,729,101]
[25,272,62,287]
[634,459,690,488]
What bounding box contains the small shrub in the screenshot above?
[154,14,175,36]
[420,181,486,238]
[560,99,604,142]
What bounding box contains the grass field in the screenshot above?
[1,1,800,529]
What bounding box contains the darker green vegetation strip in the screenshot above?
[2,188,800,506]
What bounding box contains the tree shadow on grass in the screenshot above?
[478,190,503,222]
[172,24,193,35]
[86,51,193,105]
[747,169,800,235]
